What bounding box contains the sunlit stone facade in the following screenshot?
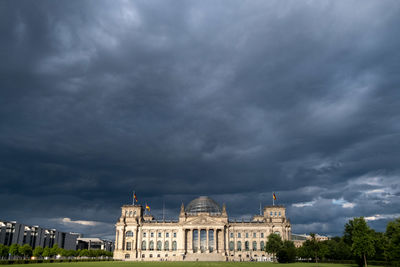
[114,196,291,261]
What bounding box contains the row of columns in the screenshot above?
[185,228,223,253]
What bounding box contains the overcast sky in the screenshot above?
[1,0,400,240]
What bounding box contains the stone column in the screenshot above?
[214,229,218,253]
[178,228,184,253]
[206,228,209,252]
[198,228,201,253]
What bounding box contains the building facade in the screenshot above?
[114,196,291,261]
[77,237,114,252]
[0,221,78,250]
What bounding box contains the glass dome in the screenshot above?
[185,196,221,214]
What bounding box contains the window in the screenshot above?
[252,241,257,251]
[151,232,154,238]
[126,242,132,251]
[126,231,133,237]
[141,241,146,250]
[172,241,177,251]
[143,232,146,238]
[158,233,161,238]
[238,233,241,238]
[173,233,177,238]
[125,254,130,259]
[253,233,256,238]
[142,254,145,258]
[245,241,249,251]
[261,233,264,238]
[166,233,169,238]
[237,241,242,251]
[157,241,162,251]
[164,241,169,251]
[229,241,234,251]
[149,241,154,251]
[129,211,132,217]
[274,231,280,236]
[157,254,160,258]
[245,233,249,238]
[260,241,265,251]
[274,212,277,216]
[270,211,273,216]
[230,233,233,238]
[279,212,281,216]
[150,254,153,258]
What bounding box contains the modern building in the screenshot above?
[0,220,78,250]
[114,196,291,261]
[77,237,113,252]
[291,233,329,248]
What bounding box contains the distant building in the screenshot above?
[114,196,291,261]
[291,233,329,247]
[0,220,78,250]
[77,237,113,252]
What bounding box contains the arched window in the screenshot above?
[141,241,146,250]
[125,231,133,237]
[172,241,177,251]
[157,241,162,251]
[237,241,242,251]
[125,254,130,259]
[229,241,234,251]
[245,241,249,251]
[252,241,257,251]
[129,211,133,217]
[260,241,265,251]
[164,241,169,251]
[149,241,154,251]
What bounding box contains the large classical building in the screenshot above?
[114,196,291,261]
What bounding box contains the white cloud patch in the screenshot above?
[365,214,400,221]
[292,200,316,207]
[332,198,355,209]
[58,217,102,226]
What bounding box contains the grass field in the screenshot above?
[8,262,362,267]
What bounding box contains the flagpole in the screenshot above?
[133,191,135,205]
[163,200,165,221]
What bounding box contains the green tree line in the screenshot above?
[265,217,400,266]
[0,243,113,260]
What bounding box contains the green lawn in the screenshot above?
[8,262,363,267]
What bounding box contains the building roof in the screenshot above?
[185,196,221,214]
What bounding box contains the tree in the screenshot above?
[79,249,90,257]
[19,244,32,259]
[265,233,283,261]
[50,244,61,257]
[33,246,44,258]
[9,244,20,259]
[277,240,297,263]
[385,218,400,263]
[350,217,375,267]
[42,247,51,258]
[0,244,9,259]
[308,233,321,263]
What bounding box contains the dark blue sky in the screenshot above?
[1,0,400,240]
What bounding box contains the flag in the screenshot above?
[133,192,138,203]
[146,204,150,211]
[273,193,277,201]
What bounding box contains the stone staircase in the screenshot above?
[183,252,226,261]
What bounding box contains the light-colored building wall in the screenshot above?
[114,197,291,261]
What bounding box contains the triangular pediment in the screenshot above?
[184,214,226,226]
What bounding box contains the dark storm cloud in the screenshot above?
[1,0,400,238]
